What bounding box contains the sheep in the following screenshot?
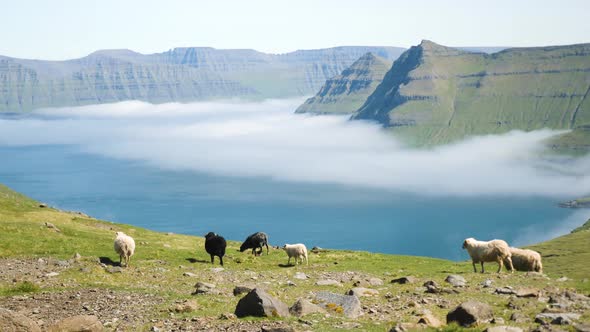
[282,243,308,265]
[114,231,135,267]
[240,232,269,256]
[504,247,543,273]
[462,237,513,273]
[204,232,226,266]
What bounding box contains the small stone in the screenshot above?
[39,203,48,208]
[510,312,530,323]
[287,280,296,286]
[233,285,253,296]
[482,279,493,288]
[315,279,341,287]
[210,267,224,273]
[484,326,524,332]
[492,317,505,324]
[163,244,171,248]
[347,287,379,297]
[106,266,123,274]
[516,288,539,298]
[47,315,103,332]
[445,275,466,287]
[72,253,82,262]
[391,276,417,284]
[183,272,197,277]
[289,299,326,317]
[574,324,590,332]
[368,277,384,286]
[219,312,236,320]
[193,282,216,295]
[496,287,516,295]
[44,272,59,277]
[535,313,580,325]
[418,312,443,327]
[174,300,199,313]
[557,276,569,282]
[294,272,308,280]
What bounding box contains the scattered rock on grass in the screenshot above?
[234,289,290,318]
[391,276,417,284]
[315,279,341,287]
[47,315,103,332]
[445,275,466,287]
[314,291,362,318]
[192,282,216,295]
[484,326,524,332]
[0,308,41,332]
[446,300,493,327]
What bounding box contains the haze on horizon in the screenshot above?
[1,0,589,60]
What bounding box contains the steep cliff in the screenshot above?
[0,46,405,111]
[295,53,392,114]
[352,40,590,148]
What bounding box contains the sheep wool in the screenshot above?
[114,231,136,267]
[282,243,308,265]
[462,237,513,273]
[505,247,543,273]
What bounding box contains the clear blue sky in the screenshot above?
[1,0,589,60]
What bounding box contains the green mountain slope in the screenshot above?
[294,53,392,114]
[0,46,405,112]
[352,40,590,148]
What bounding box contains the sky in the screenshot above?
[1,99,589,198]
[1,0,589,60]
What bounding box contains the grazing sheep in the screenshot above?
[504,247,543,273]
[204,232,226,266]
[282,243,308,265]
[114,232,135,267]
[462,237,513,273]
[240,232,269,256]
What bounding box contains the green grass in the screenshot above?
[1,183,589,330]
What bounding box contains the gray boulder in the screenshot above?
[235,289,290,318]
[289,298,326,317]
[314,291,362,318]
[0,308,41,332]
[535,313,581,325]
[446,301,493,327]
[347,287,379,297]
[192,281,216,295]
[485,327,524,332]
[48,315,103,332]
[391,276,417,284]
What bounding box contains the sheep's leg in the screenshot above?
[120,255,123,267]
[210,254,214,264]
[472,261,477,273]
[305,255,308,265]
[497,258,503,273]
[505,256,514,273]
[481,262,485,273]
[265,243,269,255]
[219,256,224,266]
[287,256,291,265]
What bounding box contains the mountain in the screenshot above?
[352,40,590,149]
[294,53,392,114]
[0,46,405,112]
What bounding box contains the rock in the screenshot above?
[211,267,224,273]
[565,291,590,302]
[496,287,516,295]
[261,326,296,332]
[315,279,341,287]
[516,288,539,298]
[445,275,466,287]
[219,312,237,320]
[482,279,493,288]
[44,272,59,277]
[0,308,41,332]
[72,253,82,262]
[390,322,426,332]
[368,277,384,286]
[574,324,590,332]
[446,301,493,327]
[314,291,362,318]
[347,287,379,297]
[44,222,60,232]
[294,272,308,280]
[485,326,524,332]
[535,313,581,325]
[163,244,171,248]
[423,280,438,288]
[55,260,70,267]
[235,289,290,318]
[193,282,216,295]
[510,312,530,323]
[48,315,103,332]
[289,298,326,317]
[492,317,505,324]
[233,286,253,296]
[286,280,296,286]
[418,312,443,327]
[391,276,417,284]
[174,300,199,313]
[183,272,197,277]
[106,266,123,274]
[556,276,569,282]
[39,203,48,208]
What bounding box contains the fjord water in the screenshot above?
[0,144,584,261]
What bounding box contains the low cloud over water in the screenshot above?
[1,98,589,197]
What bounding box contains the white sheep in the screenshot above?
[282,243,308,265]
[504,247,543,273]
[462,237,513,273]
[114,232,136,267]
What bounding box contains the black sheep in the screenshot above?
[204,232,226,266]
[239,232,269,256]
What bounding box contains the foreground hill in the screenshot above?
[0,183,589,331]
[0,46,405,112]
[352,40,590,149]
[295,53,392,114]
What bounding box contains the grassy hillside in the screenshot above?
[1,183,589,331]
[353,40,590,150]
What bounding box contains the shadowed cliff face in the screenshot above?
[295,52,392,114]
[351,40,590,149]
[0,46,405,112]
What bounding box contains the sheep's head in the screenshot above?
[462,238,475,249]
[204,232,216,239]
[239,242,248,252]
[281,244,288,251]
[115,231,125,238]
